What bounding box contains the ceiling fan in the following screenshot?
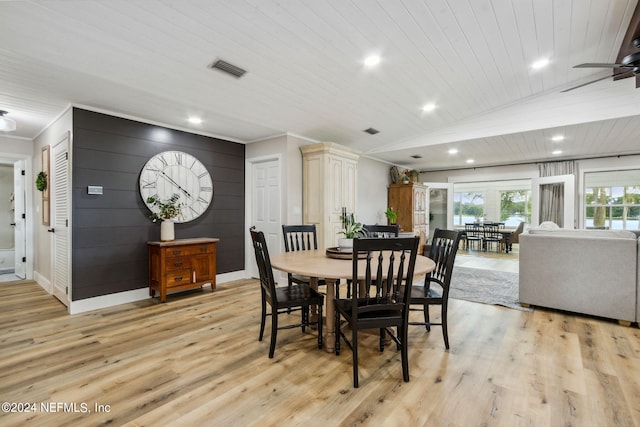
[563,2,640,92]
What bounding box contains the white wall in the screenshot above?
[357,156,393,225]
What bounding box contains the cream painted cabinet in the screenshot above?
[301,142,359,250]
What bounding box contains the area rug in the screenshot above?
[448,266,532,312]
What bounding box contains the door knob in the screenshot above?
[47,228,55,233]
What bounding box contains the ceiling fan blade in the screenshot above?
[561,71,631,93]
[573,63,631,68]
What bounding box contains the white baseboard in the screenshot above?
[68,270,248,315]
[34,270,52,293]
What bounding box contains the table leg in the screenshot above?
[309,277,318,327]
[325,278,337,353]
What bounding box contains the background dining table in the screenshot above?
[269,249,436,352]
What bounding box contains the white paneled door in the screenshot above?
[248,157,281,280]
[51,133,71,307]
[13,160,26,279]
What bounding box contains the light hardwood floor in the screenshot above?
[1,274,640,426]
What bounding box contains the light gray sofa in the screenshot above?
[519,227,639,323]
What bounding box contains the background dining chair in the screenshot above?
[250,227,324,358]
[504,221,524,252]
[334,236,419,388]
[362,224,400,238]
[482,222,502,252]
[407,229,462,349]
[282,224,322,287]
[464,223,482,250]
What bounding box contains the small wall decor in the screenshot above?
[41,145,50,226]
[36,171,47,191]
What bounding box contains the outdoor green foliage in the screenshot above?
[454,192,484,218]
[146,193,182,222]
[339,212,364,238]
[499,190,531,221]
[586,186,640,227]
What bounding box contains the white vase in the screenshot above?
[338,238,353,251]
[160,219,175,242]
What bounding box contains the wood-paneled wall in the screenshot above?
[71,108,244,300]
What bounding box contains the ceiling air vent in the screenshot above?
[210,59,247,78]
[364,127,379,135]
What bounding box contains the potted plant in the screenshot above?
[385,207,398,225]
[146,193,183,241]
[338,210,363,250]
[403,169,420,183]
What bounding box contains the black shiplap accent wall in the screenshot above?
[72,108,245,301]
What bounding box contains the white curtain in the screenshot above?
[538,161,576,227]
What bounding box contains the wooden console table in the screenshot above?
[147,237,219,302]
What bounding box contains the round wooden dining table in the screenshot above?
[269,249,436,353]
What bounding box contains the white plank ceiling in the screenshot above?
[1,0,640,171]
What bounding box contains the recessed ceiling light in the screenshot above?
[448,148,458,155]
[363,127,379,135]
[422,103,436,113]
[531,58,550,70]
[364,54,381,68]
[466,159,475,164]
[188,117,202,125]
[410,154,422,159]
[551,134,564,142]
[552,150,563,155]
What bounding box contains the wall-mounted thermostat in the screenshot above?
[87,186,103,195]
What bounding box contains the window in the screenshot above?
[499,190,531,226]
[453,192,484,225]
[584,170,640,230]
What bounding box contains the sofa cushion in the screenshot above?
[527,228,637,239]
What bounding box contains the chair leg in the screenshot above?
[379,328,385,352]
[317,301,323,349]
[401,323,410,382]
[268,308,278,358]
[301,305,307,333]
[352,326,359,388]
[423,304,431,332]
[442,302,450,350]
[259,297,266,341]
[334,309,341,356]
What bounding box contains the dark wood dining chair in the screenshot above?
[362,224,400,238]
[334,236,419,388]
[482,223,502,252]
[250,227,324,358]
[407,229,462,349]
[282,224,323,288]
[464,223,483,250]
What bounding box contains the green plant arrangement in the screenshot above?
[339,211,364,238]
[36,171,47,192]
[385,207,398,225]
[146,193,182,222]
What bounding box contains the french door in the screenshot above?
[423,182,454,241]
